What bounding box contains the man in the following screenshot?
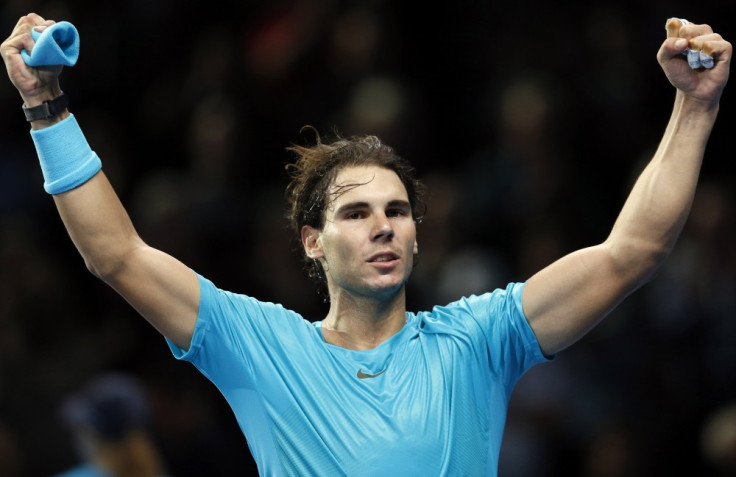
[1,12,730,476]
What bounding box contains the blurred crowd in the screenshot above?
[1,0,735,475]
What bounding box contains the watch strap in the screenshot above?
[23,93,69,122]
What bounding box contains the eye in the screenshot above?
[386,208,409,218]
[345,211,365,220]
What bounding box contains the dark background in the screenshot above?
[1,0,735,475]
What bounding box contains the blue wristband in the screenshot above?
[30,114,102,194]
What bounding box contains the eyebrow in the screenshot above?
[334,200,411,216]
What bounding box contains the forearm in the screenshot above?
[27,111,145,279]
[42,121,199,347]
[54,171,145,279]
[606,92,718,276]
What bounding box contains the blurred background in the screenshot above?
[1,0,735,475]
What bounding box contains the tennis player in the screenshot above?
[2,13,730,476]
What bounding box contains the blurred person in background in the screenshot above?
[52,372,168,477]
[1,12,731,476]
[700,401,736,476]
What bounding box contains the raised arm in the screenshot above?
[1,14,199,349]
[521,18,731,356]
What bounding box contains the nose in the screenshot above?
[371,213,394,241]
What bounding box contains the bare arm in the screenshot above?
[54,173,200,349]
[1,14,199,349]
[522,18,731,356]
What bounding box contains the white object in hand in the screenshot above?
[677,18,714,69]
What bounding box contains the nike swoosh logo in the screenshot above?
[357,369,386,379]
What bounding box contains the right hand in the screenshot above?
[658,18,731,108]
[1,13,63,106]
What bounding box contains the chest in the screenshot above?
[245,330,495,475]
[264,334,488,438]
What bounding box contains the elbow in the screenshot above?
[84,255,123,282]
[639,245,673,284]
[636,256,667,286]
[82,240,145,283]
[632,246,671,284]
[607,239,673,287]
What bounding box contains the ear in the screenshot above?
[413,239,419,255]
[301,225,324,259]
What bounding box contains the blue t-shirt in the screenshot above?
[168,274,550,476]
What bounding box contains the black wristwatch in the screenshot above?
[22,93,69,122]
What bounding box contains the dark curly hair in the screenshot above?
[285,127,426,287]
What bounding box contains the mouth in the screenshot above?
[368,251,400,264]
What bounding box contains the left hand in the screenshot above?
[658,18,731,106]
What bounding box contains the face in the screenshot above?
[302,165,419,300]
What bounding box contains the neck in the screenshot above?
[322,287,407,350]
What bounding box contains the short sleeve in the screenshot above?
[464,282,552,382]
[166,273,315,391]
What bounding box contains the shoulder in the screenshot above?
[197,273,303,321]
[412,282,535,352]
[172,274,322,377]
[419,282,526,324]
[191,272,317,351]
[414,281,549,376]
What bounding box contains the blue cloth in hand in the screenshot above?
[20,21,79,67]
[677,18,714,70]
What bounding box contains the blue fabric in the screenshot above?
[30,114,102,194]
[676,18,714,69]
[685,48,714,69]
[21,21,79,67]
[168,274,551,476]
[51,463,110,477]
